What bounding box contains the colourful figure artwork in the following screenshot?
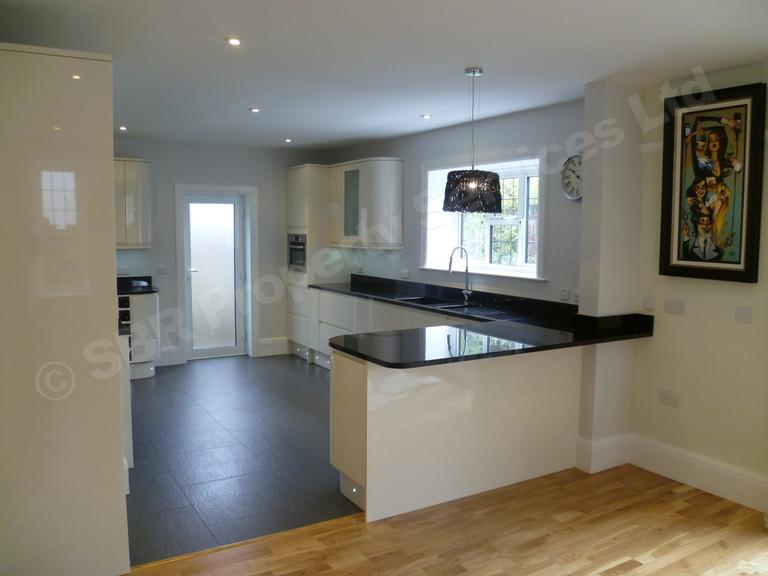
[660,83,765,283]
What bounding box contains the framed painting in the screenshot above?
[659,82,766,282]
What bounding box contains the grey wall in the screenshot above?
[115,136,326,364]
[326,100,584,302]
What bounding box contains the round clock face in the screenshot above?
[561,154,583,201]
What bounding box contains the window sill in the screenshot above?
[419,266,548,282]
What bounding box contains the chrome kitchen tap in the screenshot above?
[448,246,472,307]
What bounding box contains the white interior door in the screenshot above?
[183,194,247,358]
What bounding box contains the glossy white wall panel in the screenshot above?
[365,348,582,522]
[0,45,129,575]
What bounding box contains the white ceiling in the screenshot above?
[1,0,767,149]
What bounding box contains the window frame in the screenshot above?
[422,158,545,280]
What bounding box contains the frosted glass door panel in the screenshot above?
[189,203,237,350]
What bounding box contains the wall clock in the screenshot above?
[561,154,583,201]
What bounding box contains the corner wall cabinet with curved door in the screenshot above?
[328,157,403,249]
[114,157,151,249]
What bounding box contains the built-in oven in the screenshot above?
[288,234,307,272]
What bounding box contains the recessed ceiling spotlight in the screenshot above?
[72,74,81,80]
[249,107,260,113]
[119,126,127,132]
[284,138,292,143]
[227,37,241,46]
[420,113,432,119]
[52,126,61,131]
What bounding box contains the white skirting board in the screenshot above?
[577,434,630,474]
[579,433,768,513]
[629,433,768,514]
[253,337,290,357]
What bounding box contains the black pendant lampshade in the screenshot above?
[443,169,502,213]
[443,67,502,213]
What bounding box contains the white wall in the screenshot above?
[326,101,584,302]
[115,136,326,363]
[632,62,768,481]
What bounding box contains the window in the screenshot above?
[424,159,541,277]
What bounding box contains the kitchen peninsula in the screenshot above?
[312,275,653,521]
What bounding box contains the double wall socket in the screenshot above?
[664,298,686,315]
[735,306,752,323]
[658,389,680,408]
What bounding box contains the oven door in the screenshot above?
[288,240,306,272]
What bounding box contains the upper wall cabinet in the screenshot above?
[114,158,151,249]
[328,158,403,250]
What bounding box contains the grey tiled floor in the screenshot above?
[127,355,360,566]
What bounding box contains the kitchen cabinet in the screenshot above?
[357,300,412,332]
[411,309,450,328]
[286,165,348,356]
[115,158,151,249]
[306,288,476,368]
[328,158,403,249]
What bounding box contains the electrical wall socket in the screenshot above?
[658,389,680,408]
[559,288,570,302]
[572,290,579,304]
[735,306,752,323]
[400,269,410,279]
[663,298,686,315]
[643,296,656,311]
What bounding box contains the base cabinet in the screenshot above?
[305,288,474,368]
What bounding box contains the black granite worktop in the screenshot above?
[329,316,653,368]
[310,274,578,329]
[117,275,158,295]
[313,274,653,368]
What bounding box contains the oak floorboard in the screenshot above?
[130,465,768,576]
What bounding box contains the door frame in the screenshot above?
[175,184,256,362]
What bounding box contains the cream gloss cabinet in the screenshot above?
[114,157,151,249]
[328,157,403,249]
[0,43,130,575]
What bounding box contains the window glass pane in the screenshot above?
[461,213,487,262]
[490,224,518,265]
[424,159,540,275]
[501,177,519,217]
[526,177,539,265]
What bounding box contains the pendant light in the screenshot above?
[443,67,501,213]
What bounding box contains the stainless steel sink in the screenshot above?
[394,296,450,306]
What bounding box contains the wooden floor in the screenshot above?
[130,465,768,576]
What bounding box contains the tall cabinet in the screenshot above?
[0,43,130,575]
[285,164,346,357]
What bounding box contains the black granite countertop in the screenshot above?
[329,316,653,368]
[117,275,158,295]
[312,274,653,368]
[309,274,578,330]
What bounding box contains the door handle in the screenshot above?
[189,267,199,273]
